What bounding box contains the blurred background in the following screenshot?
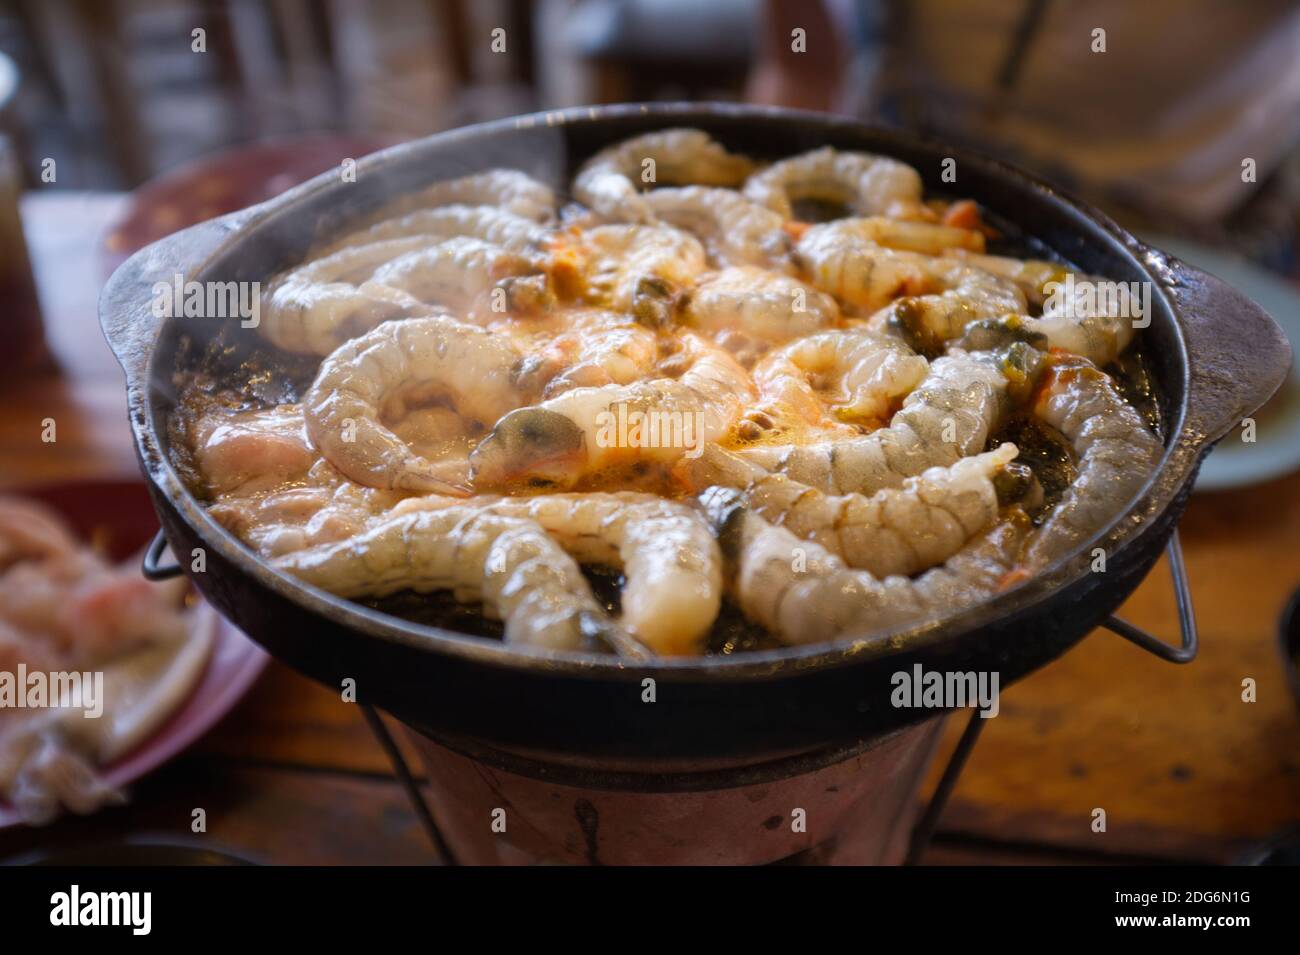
[0,0,1298,273]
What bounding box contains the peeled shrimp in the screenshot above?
[574,128,754,223]
[642,186,792,269]
[258,237,429,355]
[830,216,985,255]
[471,333,755,489]
[877,262,1026,355]
[942,251,1067,306]
[472,493,722,656]
[363,236,545,316]
[946,267,1141,365]
[578,224,707,326]
[0,603,212,824]
[0,496,191,672]
[190,404,318,496]
[275,506,636,654]
[0,550,190,669]
[323,204,544,256]
[303,315,530,493]
[751,327,929,429]
[1026,358,1162,568]
[0,497,80,570]
[405,169,556,223]
[701,486,1032,645]
[207,456,407,559]
[687,443,1022,577]
[734,345,1039,495]
[517,314,660,397]
[683,266,841,346]
[744,146,925,221]
[1022,275,1140,365]
[794,220,931,312]
[0,725,127,824]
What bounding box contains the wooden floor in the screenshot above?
[0,193,1297,865]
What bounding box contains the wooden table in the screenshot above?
[1,193,1297,865]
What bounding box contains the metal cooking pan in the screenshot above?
[99,104,1291,759]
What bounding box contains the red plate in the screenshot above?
[0,480,268,827]
[100,134,395,278]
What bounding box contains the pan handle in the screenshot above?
[1099,530,1198,663]
[1161,253,1293,447]
[141,528,184,581]
[99,209,257,388]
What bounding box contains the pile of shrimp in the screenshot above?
[0,497,210,823]
[177,129,1161,658]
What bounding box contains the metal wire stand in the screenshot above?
[365,534,1199,867]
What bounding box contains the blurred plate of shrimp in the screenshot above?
[0,479,268,827]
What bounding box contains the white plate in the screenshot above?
[1145,236,1300,492]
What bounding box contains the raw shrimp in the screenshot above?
[642,186,792,269]
[0,498,196,674]
[1007,275,1139,365]
[686,443,1025,577]
[518,315,661,397]
[878,261,1026,355]
[794,220,931,312]
[471,333,755,489]
[0,497,80,570]
[275,506,638,654]
[207,459,406,559]
[701,486,1032,645]
[405,169,556,223]
[574,128,755,223]
[0,726,127,824]
[1026,357,1162,568]
[817,216,984,256]
[57,572,192,663]
[682,266,841,346]
[733,345,1042,495]
[258,237,429,355]
[953,304,1138,366]
[322,204,544,255]
[362,236,546,316]
[471,493,722,656]
[0,593,210,824]
[743,147,926,221]
[942,251,1068,306]
[577,224,708,326]
[751,326,929,429]
[0,617,62,674]
[303,315,531,493]
[190,404,317,496]
[0,497,161,672]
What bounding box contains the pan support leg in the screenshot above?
[360,704,459,866]
[906,530,1198,863]
[1100,530,1198,663]
[904,710,986,865]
